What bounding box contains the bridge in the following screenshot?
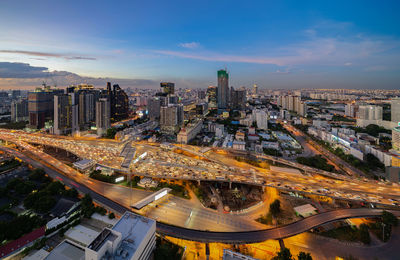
[1,129,400,207]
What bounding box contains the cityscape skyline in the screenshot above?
[1,0,400,90]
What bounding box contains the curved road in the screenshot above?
[2,145,400,244]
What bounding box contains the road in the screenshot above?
[2,145,400,244]
[2,129,400,208]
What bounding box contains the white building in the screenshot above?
[177,120,203,144]
[357,105,383,120]
[85,212,156,260]
[252,109,268,130]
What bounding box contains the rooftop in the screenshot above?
[45,240,85,260]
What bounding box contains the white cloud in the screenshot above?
[178,42,200,49]
[344,62,352,66]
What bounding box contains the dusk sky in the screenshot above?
[1,0,400,89]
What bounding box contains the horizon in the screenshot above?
[1,0,400,90]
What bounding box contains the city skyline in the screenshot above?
[1,0,400,90]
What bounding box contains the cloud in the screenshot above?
[0,62,206,89]
[0,50,96,60]
[178,42,200,49]
[344,62,352,66]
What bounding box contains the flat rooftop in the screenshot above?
[132,188,171,209]
[45,240,85,260]
[111,212,156,260]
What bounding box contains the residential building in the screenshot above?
[206,86,217,109]
[160,82,175,95]
[391,99,400,124]
[96,98,110,136]
[177,119,203,144]
[54,94,78,135]
[160,104,184,134]
[147,97,161,120]
[10,99,28,122]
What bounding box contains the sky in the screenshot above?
[1,0,400,89]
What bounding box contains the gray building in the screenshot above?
[160,104,183,134]
[11,99,28,122]
[96,98,110,136]
[54,94,78,135]
[147,97,161,120]
[391,99,400,124]
[217,69,229,110]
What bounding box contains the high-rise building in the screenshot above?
[106,82,129,122]
[147,97,161,120]
[54,94,78,135]
[11,90,21,100]
[28,86,63,129]
[253,84,258,95]
[160,82,175,95]
[11,99,28,122]
[206,86,217,109]
[197,90,206,100]
[96,98,110,136]
[252,109,268,130]
[230,87,246,110]
[217,69,229,110]
[160,104,184,134]
[391,99,400,124]
[345,103,358,118]
[393,127,400,152]
[78,92,96,127]
[357,105,383,120]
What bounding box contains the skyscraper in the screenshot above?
[160,104,184,134]
[206,86,217,109]
[54,94,76,135]
[96,98,110,136]
[11,99,28,122]
[28,85,63,129]
[391,99,400,124]
[147,97,161,120]
[160,82,175,95]
[230,87,246,110]
[106,82,129,121]
[217,69,229,110]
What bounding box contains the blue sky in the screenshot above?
[0,0,400,89]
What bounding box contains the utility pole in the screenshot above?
[382,223,386,241]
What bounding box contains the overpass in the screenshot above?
[1,145,399,243]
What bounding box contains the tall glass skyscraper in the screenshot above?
[217,69,229,109]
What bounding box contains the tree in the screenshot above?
[358,224,370,244]
[270,199,281,217]
[382,211,398,226]
[272,247,294,260]
[297,252,312,260]
[105,128,117,139]
[108,212,115,219]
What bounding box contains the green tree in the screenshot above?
[358,224,370,244]
[108,212,115,219]
[297,252,312,260]
[270,199,281,217]
[272,247,294,260]
[382,211,398,226]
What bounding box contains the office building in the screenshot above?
[96,98,110,136]
[196,103,208,116]
[206,86,217,109]
[54,94,73,135]
[85,211,156,260]
[107,82,129,121]
[230,87,246,110]
[391,99,400,124]
[197,90,206,100]
[177,119,203,144]
[28,85,63,129]
[160,82,175,95]
[160,104,184,134]
[78,92,96,127]
[217,69,229,110]
[147,97,161,120]
[253,84,258,95]
[11,99,28,122]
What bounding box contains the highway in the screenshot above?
[2,129,400,207]
[2,145,399,244]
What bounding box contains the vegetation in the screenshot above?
[108,212,115,219]
[80,194,106,218]
[350,124,391,137]
[272,247,312,260]
[0,120,28,130]
[269,199,281,217]
[263,148,283,157]
[331,115,355,122]
[89,169,117,183]
[0,158,22,172]
[318,224,370,244]
[0,214,45,242]
[368,211,399,242]
[365,153,385,171]
[296,155,335,172]
[104,128,118,139]
[153,237,183,260]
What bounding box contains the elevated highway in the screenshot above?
[2,145,399,244]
